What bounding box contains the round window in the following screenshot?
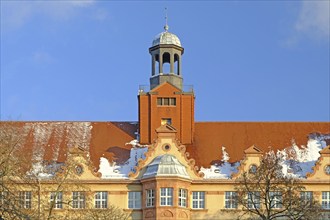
[249,164,257,174]
[75,165,84,175]
[162,144,171,151]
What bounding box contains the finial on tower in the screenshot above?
[164,7,169,32]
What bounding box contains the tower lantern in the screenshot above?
[149,24,184,90]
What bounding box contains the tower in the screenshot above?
[138,23,195,145]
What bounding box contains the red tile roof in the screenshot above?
[1,121,329,170]
[187,122,330,167]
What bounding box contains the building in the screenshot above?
[1,24,330,220]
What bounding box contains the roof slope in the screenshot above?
[1,121,329,169]
[0,122,136,170]
[187,122,330,167]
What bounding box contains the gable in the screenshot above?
[150,82,181,95]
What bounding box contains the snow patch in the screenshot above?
[201,146,239,179]
[98,140,148,179]
[200,134,329,179]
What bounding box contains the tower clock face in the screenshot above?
[325,165,330,175]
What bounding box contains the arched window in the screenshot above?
[162,52,171,74]
[174,54,180,75]
[155,54,160,75]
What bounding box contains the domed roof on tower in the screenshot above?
[151,8,182,47]
[152,30,181,47]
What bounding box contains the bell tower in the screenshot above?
[138,22,195,145]
[149,23,183,90]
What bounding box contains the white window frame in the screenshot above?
[20,191,32,209]
[95,191,108,209]
[72,191,85,209]
[225,191,237,209]
[322,191,330,210]
[50,192,63,209]
[178,188,187,207]
[270,192,282,209]
[160,188,173,206]
[247,191,260,209]
[300,191,313,207]
[146,189,155,208]
[192,191,205,209]
[128,191,141,209]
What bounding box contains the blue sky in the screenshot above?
[1,1,329,122]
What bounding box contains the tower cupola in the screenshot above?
[138,19,194,145]
[149,24,184,90]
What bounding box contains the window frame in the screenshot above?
[161,118,172,125]
[192,191,205,209]
[95,191,108,209]
[322,191,330,210]
[157,97,176,106]
[146,189,155,208]
[300,191,313,207]
[50,192,63,209]
[178,188,187,208]
[128,191,142,209]
[72,191,85,209]
[19,191,32,209]
[160,188,173,206]
[247,191,260,209]
[269,191,282,209]
[225,191,238,209]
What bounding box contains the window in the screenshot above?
[157,98,176,106]
[300,191,313,207]
[160,188,173,206]
[322,192,330,209]
[325,165,330,175]
[50,192,63,209]
[178,189,187,207]
[270,192,282,209]
[249,164,257,174]
[161,118,172,125]
[95,191,107,209]
[146,189,155,208]
[128,192,141,209]
[157,98,162,105]
[75,165,84,175]
[247,192,260,209]
[72,192,85,209]
[164,98,170,105]
[225,191,237,209]
[192,191,205,209]
[19,191,32,209]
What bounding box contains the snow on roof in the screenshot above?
[200,134,329,179]
[98,140,148,179]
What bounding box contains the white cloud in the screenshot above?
[1,0,96,31]
[295,1,329,40]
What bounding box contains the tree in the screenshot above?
[0,124,31,219]
[1,124,130,220]
[235,151,322,220]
